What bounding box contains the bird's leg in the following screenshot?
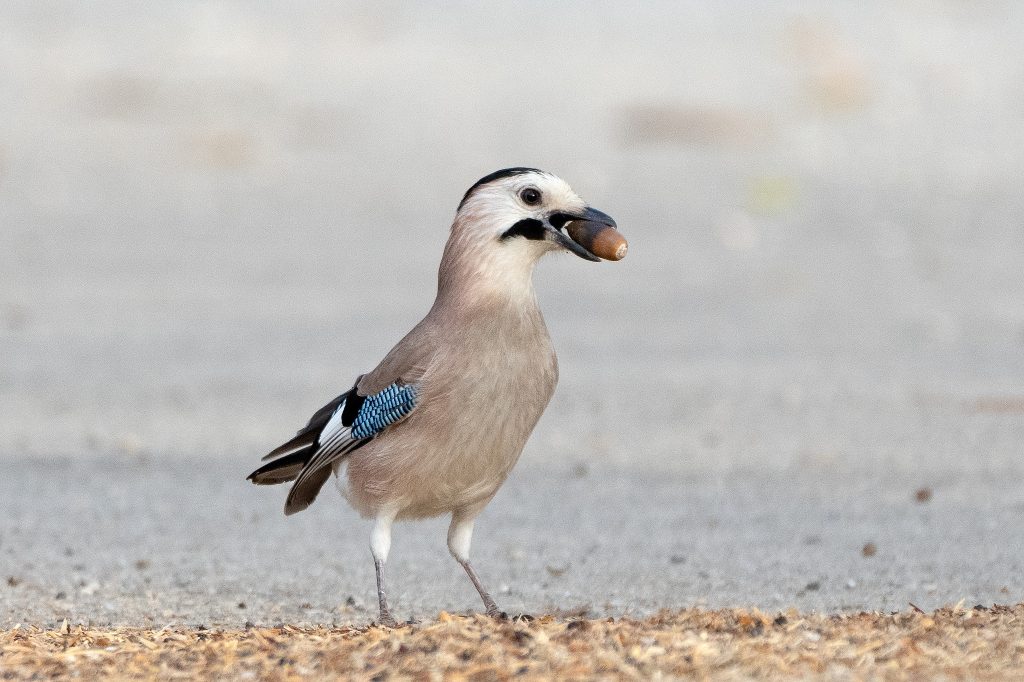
[447,509,502,618]
[370,510,398,627]
[461,559,501,617]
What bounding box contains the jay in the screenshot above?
[249,168,626,626]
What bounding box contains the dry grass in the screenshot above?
[2,604,1023,680]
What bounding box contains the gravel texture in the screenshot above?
[4,606,1024,680]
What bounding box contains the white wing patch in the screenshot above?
[319,402,346,446]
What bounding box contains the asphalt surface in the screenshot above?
[2,2,1024,627]
[2,458,1023,628]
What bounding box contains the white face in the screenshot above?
[456,169,607,263]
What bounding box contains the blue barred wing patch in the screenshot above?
[350,383,419,439]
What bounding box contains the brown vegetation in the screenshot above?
[2,604,1022,680]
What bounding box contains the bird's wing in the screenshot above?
[250,318,437,514]
[357,318,435,395]
[258,387,355,464]
[295,320,435,486]
[280,380,421,515]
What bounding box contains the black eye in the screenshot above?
[520,187,541,206]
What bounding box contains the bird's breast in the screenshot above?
[345,303,558,519]
[357,328,555,516]
[433,327,557,452]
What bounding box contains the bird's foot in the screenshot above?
[377,610,399,628]
[484,605,507,620]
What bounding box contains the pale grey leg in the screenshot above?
[448,508,502,617]
[373,558,397,627]
[460,558,501,617]
[370,510,399,627]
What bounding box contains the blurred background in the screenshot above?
[2,1,1021,473]
[1,1,1024,623]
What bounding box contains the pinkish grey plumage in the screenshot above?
[249,169,620,624]
[343,175,570,520]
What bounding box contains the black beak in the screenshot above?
[546,207,617,261]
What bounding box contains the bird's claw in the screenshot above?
[377,612,399,628]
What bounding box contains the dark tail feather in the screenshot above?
[261,431,319,462]
[284,464,334,515]
[251,382,364,512]
[247,449,313,485]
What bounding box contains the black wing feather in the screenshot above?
[259,382,361,462]
[247,450,309,484]
[248,376,417,515]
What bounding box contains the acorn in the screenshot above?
[565,220,628,261]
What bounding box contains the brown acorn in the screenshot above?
[565,220,629,261]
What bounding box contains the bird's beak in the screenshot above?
[547,207,627,262]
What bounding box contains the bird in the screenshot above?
[248,168,626,626]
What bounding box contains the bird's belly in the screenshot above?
[343,358,555,519]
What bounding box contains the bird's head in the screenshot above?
[452,168,627,266]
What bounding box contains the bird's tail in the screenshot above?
[246,431,318,485]
[248,386,363,514]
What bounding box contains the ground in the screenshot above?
[4,606,1024,680]
[3,462,1024,627]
